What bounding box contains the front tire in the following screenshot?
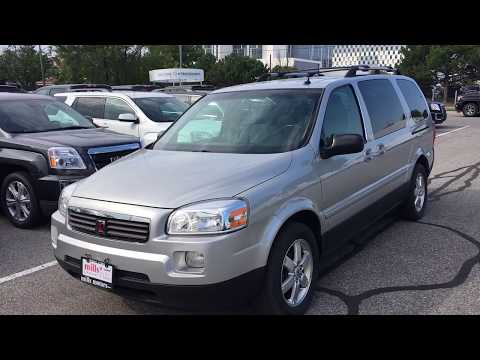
[462,102,478,117]
[401,164,428,221]
[1,172,42,228]
[255,222,319,315]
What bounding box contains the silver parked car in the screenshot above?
[51,66,435,314]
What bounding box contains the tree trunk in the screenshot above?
[443,84,449,104]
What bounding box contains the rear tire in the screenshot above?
[462,102,478,117]
[1,172,42,228]
[401,164,428,221]
[255,222,319,315]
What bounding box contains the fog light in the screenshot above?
[51,226,58,249]
[185,251,205,268]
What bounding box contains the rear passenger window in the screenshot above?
[35,88,50,95]
[396,79,429,122]
[104,98,136,120]
[321,85,365,148]
[358,79,406,138]
[72,97,105,118]
[50,88,68,96]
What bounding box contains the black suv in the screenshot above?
[0,85,27,93]
[455,87,480,117]
[34,84,112,96]
[0,93,141,228]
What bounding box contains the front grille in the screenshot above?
[88,143,140,170]
[68,208,150,243]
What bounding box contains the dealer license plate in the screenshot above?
[81,257,114,290]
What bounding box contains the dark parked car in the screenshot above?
[34,84,112,96]
[0,93,141,228]
[0,85,28,93]
[112,85,164,92]
[455,89,480,117]
[428,100,447,124]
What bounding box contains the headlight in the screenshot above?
[48,147,86,170]
[430,103,441,111]
[167,199,248,235]
[58,183,77,217]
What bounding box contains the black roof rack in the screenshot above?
[256,65,401,83]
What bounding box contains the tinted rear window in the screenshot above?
[358,79,406,138]
[396,79,428,122]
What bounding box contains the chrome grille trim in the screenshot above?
[68,207,150,243]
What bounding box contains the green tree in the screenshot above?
[0,45,53,90]
[55,45,147,85]
[193,53,217,80]
[398,45,480,102]
[397,45,433,96]
[207,55,268,87]
[271,65,297,73]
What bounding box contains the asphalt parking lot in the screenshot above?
[1,111,480,314]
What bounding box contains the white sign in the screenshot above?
[149,68,204,83]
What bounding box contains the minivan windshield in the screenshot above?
[133,97,188,123]
[0,99,95,133]
[154,89,322,154]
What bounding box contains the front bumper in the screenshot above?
[56,255,264,309]
[431,109,447,123]
[51,197,267,306]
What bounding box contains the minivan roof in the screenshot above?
[212,73,409,94]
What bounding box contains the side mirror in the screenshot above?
[84,115,100,128]
[118,113,139,123]
[320,134,364,159]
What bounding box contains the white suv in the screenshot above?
[57,91,189,146]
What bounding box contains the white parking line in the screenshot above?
[0,261,58,285]
[436,125,471,138]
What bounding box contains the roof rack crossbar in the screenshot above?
[344,65,401,77]
[256,65,401,82]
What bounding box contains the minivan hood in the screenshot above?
[73,149,292,209]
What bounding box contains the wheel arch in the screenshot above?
[416,154,431,176]
[0,149,48,191]
[259,198,324,266]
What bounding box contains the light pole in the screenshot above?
[38,45,45,86]
[179,45,182,87]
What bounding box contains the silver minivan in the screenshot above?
[52,66,434,314]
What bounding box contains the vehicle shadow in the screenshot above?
[122,298,255,315]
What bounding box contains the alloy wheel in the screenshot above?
[5,180,32,222]
[413,173,426,213]
[464,103,477,116]
[281,238,314,307]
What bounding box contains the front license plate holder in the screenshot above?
[81,257,114,290]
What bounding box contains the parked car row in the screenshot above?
[42,65,435,314]
[0,93,141,228]
[56,91,188,146]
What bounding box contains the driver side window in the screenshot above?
[321,85,365,149]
